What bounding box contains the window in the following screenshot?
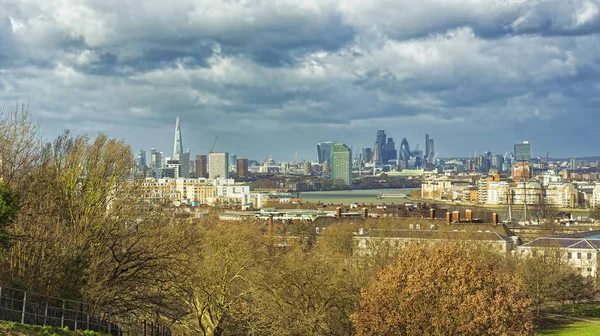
[577,253,582,259]
[567,252,572,259]
[409,224,414,229]
[416,224,421,230]
[587,268,592,273]
[532,250,537,257]
[588,253,593,260]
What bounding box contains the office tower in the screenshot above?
[209,152,229,179]
[137,149,146,169]
[149,148,157,168]
[492,154,504,171]
[331,143,352,186]
[195,155,208,178]
[179,149,190,178]
[514,141,531,163]
[373,130,387,164]
[386,138,397,161]
[231,154,238,169]
[361,148,373,163]
[237,158,249,178]
[173,117,183,159]
[316,142,333,164]
[150,148,163,169]
[399,138,410,166]
[571,158,578,170]
[303,161,312,175]
[425,134,435,162]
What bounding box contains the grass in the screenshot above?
[0,321,109,336]
[536,318,600,336]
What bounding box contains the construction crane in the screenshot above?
[209,136,218,153]
[433,151,439,161]
[503,151,509,160]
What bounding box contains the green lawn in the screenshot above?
[537,317,600,336]
[0,321,109,336]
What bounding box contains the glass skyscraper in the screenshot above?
[514,141,531,162]
[316,142,333,164]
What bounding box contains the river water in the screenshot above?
[299,188,418,206]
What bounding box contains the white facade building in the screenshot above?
[486,181,510,205]
[592,183,600,208]
[209,152,229,179]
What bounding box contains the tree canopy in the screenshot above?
[351,242,534,336]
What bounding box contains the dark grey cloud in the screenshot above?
[1,0,600,160]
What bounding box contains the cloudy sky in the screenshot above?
[1,0,599,161]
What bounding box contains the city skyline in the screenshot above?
[2,1,600,159]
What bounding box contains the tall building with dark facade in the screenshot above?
[425,134,435,162]
[237,158,248,178]
[195,155,208,178]
[514,141,531,163]
[361,148,373,164]
[317,142,333,164]
[373,130,387,164]
[386,138,397,161]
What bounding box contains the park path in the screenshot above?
[547,313,600,324]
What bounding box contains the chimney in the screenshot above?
[429,208,436,220]
[358,227,364,235]
[336,207,342,219]
[362,207,369,219]
[268,215,274,236]
[492,213,498,226]
[452,211,460,223]
[465,209,473,222]
[446,212,451,225]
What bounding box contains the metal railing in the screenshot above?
[0,286,170,336]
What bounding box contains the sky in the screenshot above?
[1,0,600,162]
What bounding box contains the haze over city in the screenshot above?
[2,1,600,159]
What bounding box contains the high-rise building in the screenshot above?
[399,138,411,166]
[492,154,504,171]
[303,161,312,175]
[237,158,249,178]
[425,134,435,162]
[331,143,352,186]
[150,148,163,169]
[209,152,229,179]
[386,138,397,161]
[195,155,208,178]
[571,157,578,170]
[173,117,183,159]
[361,148,373,163]
[514,141,531,163]
[137,149,146,169]
[179,150,190,178]
[231,154,238,169]
[373,130,387,164]
[316,142,333,164]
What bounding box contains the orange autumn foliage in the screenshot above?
[351,242,533,336]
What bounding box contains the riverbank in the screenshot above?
[300,188,418,206]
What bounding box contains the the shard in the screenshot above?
[173,116,183,160]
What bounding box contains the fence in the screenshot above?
[0,286,170,336]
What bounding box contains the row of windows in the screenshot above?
[567,252,594,260]
[408,224,436,230]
